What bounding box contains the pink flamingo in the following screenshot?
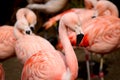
[14,19,54,64]
[14,12,81,80]
[79,14,120,80]
[0,64,5,80]
[93,0,119,17]
[56,1,119,80]
[0,8,37,60]
[55,0,119,50]
[26,0,68,13]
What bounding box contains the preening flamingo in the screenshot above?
[26,0,68,13]
[0,64,4,80]
[14,12,82,80]
[93,0,119,17]
[57,0,119,48]
[56,1,119,80]
[0,8,37,60]
[79,14,120,80]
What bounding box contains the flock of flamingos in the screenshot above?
[0,0,120,80]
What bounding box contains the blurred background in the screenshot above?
[0,0,120,80]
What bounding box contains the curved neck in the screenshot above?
[59,20,78,79]
[96,1,119,17]
[14,25,23,40]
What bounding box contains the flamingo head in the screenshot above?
[61,12,85,46]
[28,18,37,32]
[14,18,33,35]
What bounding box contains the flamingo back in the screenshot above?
[0,26,16,59]
[82,16,120,54]
[21,50,67,80]
[15,35,56,64]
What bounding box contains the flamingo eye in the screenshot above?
[91,15,96,18]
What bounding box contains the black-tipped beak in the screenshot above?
[30,26,35,32]
[76,33,84,46]
[37,27,45,33]
[91,15,96,18]
[26,30,31,34]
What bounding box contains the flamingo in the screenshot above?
[0,64,5,80]
[55,1,119,80]
[26,0,68,13]
[93,0,119,17]
[14,12,82,80]
[0,8,37,60]
[57,0,119,49]
[78,14,120,80]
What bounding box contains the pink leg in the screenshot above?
[84,48,91,80]
[99,55,104,80]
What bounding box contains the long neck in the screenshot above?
[16,8,27,20]
[59,20,78,79]
[97,1,119,17]
[107,1,119,17]
[14,26,23,40]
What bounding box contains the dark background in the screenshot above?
[0,0,119,26]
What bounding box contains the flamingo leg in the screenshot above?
[84,48,91,80]
[99,55,104,80]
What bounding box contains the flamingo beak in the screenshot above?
[25,30,31,34]
[92,10,98,18]
[74,26,84,46]
[91,15,96,18]
[76,33,84,46]
[25,27,32,35]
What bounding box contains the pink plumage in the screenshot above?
[0,25,16,59]
[80,15,120,54]
[16,8,37,28]
[54,1,119,79]
[0,8,37,59]
[56,0,119,50]
[14,12,79,80]
[15,35,55,64]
